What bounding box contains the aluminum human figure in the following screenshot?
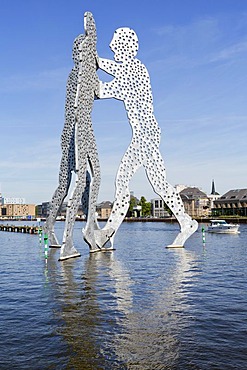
[59,12,111,260]
[43,33,84,248]
[44,12,106,260]
[96,28,198,248]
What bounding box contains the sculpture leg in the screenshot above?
[95,145,142,248]
[145,149,198,247]
[81,170,91,221]
[81,169,100,224]
[82,142,110,251]
[59,173,83,260]
[60,153,99,260]
[43,154,72,247]
[59,158,87,260]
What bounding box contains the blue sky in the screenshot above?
[0,0,246,204]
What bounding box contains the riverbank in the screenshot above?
[123,216,247,224]
[1,216,247,224]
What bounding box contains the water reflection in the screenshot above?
[45,240,202,369]
[47,253,105,369]
[102,252,133,317]
[1,222,246,368]
[109,247,201,369]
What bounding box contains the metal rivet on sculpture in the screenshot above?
[44,12,198,260]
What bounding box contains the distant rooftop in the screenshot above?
[180,187,208,199]
[96,201,113,209]
[217,188,247,201]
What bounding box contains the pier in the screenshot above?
[0,224,40,234]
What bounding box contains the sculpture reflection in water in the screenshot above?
[45,12,197,260]
[48,252,133,369]
[108,247,197,368]
[47,245,195,368]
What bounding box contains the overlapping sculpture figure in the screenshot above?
[95,27,198,249]
[44,12,113,260]
[45,12,197,260]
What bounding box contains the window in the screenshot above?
[1,208,7,216]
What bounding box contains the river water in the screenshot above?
[0,220,246,369]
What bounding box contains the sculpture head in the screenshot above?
[72,12,96,65]
[84,11,96,38]
[110,28,139,62]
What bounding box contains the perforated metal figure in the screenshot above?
[59,12,112,260]
[43,35,83,249]
[44,12,106,260]
[96,27,198,248]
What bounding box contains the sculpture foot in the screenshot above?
[59,252,81,261]
[166,244,184,248]
[48,231,60,247]
[170,219,198,247]
[83,227,115,253]
[89,247,102,253]
[59,240,80,261]
[94,228,115,248]
[83,227,99,250]
[89,246,116,253]
[100,247,116,252]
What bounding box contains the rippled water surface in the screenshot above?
[0,221,247,369]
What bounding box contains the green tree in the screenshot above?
[139,196,151,217]
[127,195,139,217]
[164,203,172,216]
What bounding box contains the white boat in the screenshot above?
[207,220,240,234]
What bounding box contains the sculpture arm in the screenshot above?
[98,79,121,99]
[98,57,117,76]
[97,57,119,99]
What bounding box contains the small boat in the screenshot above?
[207,220,240,234]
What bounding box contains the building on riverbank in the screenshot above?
[4,184,247,221]
[179,186,210,218]
[36,201,86,219]
[96,201,113,219]
[212,188,247,217]
[151,186,211,218]
[0,195,35,219]
[151,198,170,218]
[0,202,36,219]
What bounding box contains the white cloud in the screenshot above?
[210,40,247,62]
[0,67,69,93]
[148,14,247,73]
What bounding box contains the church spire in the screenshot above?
[211,179,216,195]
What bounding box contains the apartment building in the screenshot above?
[96,201,113,219]
[0,203,36,219]
[212,189,247,216]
